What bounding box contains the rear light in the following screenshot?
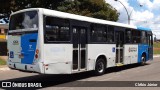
[35,49,39,59]
[36,49,39,54]
[44,64,49,66]
[35,54,38,59]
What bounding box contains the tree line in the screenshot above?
[0,0,119,21]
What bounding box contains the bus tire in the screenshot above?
[94,58,106,75]
[141,55,146,65]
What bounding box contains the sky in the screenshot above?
[106,0,160,39]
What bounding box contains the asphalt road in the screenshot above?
[0,57,160,90]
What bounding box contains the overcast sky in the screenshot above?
[106,0,160,39]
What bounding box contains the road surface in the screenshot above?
[0,57,160,90]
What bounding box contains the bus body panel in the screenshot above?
[138,44,149,63]
[8,33,38,64]
[7,62,43,73]
[8,35,21,63]
[87,44,116,69]
[123,44,138,64]
[7,33,44,73]
[43,44,72,74]
[21,33,38,64]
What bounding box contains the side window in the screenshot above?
[125,29,132,43]
[147,31,153,46]
[132,30,141,43]
[107,26,114,43]
[44,16,70,42]
[90,24,107,42]
[141,31,147,44]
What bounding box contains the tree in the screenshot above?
[57,0,119,21]
[0,0,119,21]
[0,0,10,18]
[10,0,65,12]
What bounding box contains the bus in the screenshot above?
[7,8,153,75]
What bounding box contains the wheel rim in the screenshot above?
[97,62,104,73]
[141,56,145,64]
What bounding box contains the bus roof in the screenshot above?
[11,8,151,31]
[137,26,151,31]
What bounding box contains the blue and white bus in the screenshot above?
[7,8,153,75]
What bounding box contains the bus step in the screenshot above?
[116,63,124,66]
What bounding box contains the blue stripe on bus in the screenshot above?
[137,26,151,31]
[138,44,149,63]
[21,33,38,64]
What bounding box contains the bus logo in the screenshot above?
[13,40,19,45]
[29,45,32,49]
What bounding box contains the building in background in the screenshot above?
[0,24,8,41]
[0,18,8,56]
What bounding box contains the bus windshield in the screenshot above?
[9,11,38,30]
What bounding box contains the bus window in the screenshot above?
[107,26,114,43]
[147,31,153,46]
[10,11,38,30]
[132,30,141,43]
[141,31,147,44]
[125,29,132,43]
[44,16,70,42]
[90,24,106,42]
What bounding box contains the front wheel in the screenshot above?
[94,58,106,75]
[141,55,146,65]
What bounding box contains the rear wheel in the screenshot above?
[94,58,106,75]
[141,55,146,65]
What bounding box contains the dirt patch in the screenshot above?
[0,65,7,68]
[0,56,8,61]
[154,48,160,50]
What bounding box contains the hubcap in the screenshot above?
[141,56,145,64]
[97,62,104,73]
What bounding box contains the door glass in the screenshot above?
[116,31,124,63]
[80,29,86,48]
[73,28,79,48]
[73,28,79,70]
[73,50,78,69]
[72,27,87,70]
[80,28,86,69]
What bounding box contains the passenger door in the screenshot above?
[148,32,153,60]
[115,30,124,65]
[72,26,87,70]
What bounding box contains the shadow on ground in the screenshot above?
[0,63,150,89]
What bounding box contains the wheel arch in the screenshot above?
[142,52,147,59]
[95,54,107,69]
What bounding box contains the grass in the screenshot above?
[154,50,160,55]
[153,42,160,55]
[153,42,160,48]
[0,58,6,65]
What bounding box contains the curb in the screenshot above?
[0,65,10,71]
[0,67,10,71]
[153,55,160,58]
